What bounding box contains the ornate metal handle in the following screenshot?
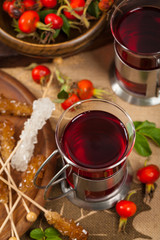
[34,149,74,201]
[44,163,73,201]
[34,149,59,189]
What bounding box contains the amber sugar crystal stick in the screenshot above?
[0,176,88,240]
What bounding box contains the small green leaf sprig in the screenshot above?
[30,227,62,240]
[134,120,160,157]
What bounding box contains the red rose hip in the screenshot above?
[137,164,160,199]
[44,13,63,29]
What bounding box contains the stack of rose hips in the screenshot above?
[31,64,107,109]
[2,0,114,43]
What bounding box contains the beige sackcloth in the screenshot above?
[1,43,160,240]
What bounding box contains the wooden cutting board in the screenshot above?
[0,69,56,239]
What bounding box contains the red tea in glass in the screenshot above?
[55,100,135,209]
[34,99,135,210]
[110,0,160,102]
[115,7,160,61]
[60,109,130,200]
[61,110,128,177]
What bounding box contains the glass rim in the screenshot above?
[110,0,160,56]
[55,99,136,172]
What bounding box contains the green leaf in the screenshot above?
[87,0,101,18]
[57,90,69,99]
[30,228,45,240]
[139,127,160,146]
[61,14,70,37]
[60,83,70,92]
[53,29,61,39]
[134,120,156,130]
[39,9,57,21]
[134,132,152,156]
[45,227,59,237]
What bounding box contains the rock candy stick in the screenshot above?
[0,120,15,161]
[11,97,55,172]
[0,140,22,175]
[0,120,15,236]
[19,155,45,192]
[0,120,23,238]
[45,211,88,240]
[0,176,88,240]
[0,94,32,117]
[0,175,9,205]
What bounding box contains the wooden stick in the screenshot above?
[42,71,54,98]
[0,195,21,233]
[0,176,47,214]
[4,203,20,240]
[0,157,30,214]
[7,163,14,237]
[22,198,30,214]
[0,71,53,176]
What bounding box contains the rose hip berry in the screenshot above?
[32,65,51,85]
[23,0,36,10]
[98,0,114,12]
[7,0,25,18]
[77,79,107,100]
[137,164,160,199]
[40,0,57,8]
[44,13,63,29]
[116,200,137,232]
[116,191,137,232]
[18,10,53,34]
[77,79,94,99]
[61,94,80,110]
[3,0,11,12]
[63,0,85,20]
[18,10,40,33]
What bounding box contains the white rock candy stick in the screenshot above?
[11,97,55,172]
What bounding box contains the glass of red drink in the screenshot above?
[110,0,160,105]
[34,99,135,210]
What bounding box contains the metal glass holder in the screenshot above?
[109,61,160,106]
[61,162,133,210]
[34,150,133,210]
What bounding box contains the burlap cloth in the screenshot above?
[1,43,160,240]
